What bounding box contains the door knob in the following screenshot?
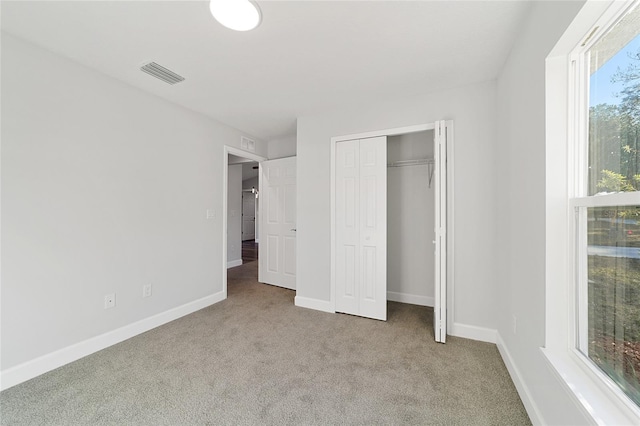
[290,228,297,232]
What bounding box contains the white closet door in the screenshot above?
[335,140,360,315]
[335,136,387,320]
[259,157,296,290]
[433,121,447,343]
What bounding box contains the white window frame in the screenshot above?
[544,1,640,424]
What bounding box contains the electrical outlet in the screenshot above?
[142,284,152,298]
[104,293,116,309]
[512,315,517,334]
[206,209,215,220]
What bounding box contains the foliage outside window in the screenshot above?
[577,1,640,408]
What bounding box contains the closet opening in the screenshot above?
[387,130,435,309]
[331,121,451,343]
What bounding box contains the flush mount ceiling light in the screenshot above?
[209,0,262,32]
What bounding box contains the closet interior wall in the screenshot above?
[387,131,435,306]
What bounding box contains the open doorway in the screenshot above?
[222,147,266,299]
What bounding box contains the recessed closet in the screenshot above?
[332,121,449,342]
[387,130,435,308]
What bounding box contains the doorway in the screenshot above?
[330,121,453,342]
[222,146,266,298]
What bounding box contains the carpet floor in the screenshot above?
[0,261,531,425]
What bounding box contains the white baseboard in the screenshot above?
[496,333,544,425]
[0,291,226,391]
[294,296,334,313]
[387,291,434,307]
[227,259,243,268]
[450,322,497,343]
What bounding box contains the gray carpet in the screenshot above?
[0,261,531,425]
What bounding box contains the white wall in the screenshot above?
[227,165,242,267]
[387,132,435,306]
[267,134,296,159]
[0,34,265,382]
[297,80,498,336]
[495,1,591,424]
[242,176,259,190]
[243,176,259,241]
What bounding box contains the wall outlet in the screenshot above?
[104,293,116,309]
[142,284,152,298]
[206,209,215,220]
[512,315,517,334]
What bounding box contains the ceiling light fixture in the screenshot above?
[209,0,262,32]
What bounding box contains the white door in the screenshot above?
[241,192,256,241]
[259,157,296,290]
[433,121,447,343]
[335,136,387,320]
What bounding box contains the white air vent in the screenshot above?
[140,62,185,85]
[241,136,256,152]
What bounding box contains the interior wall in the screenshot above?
[243,176,259,241]
[0,34,265,374]
[387,131,435,305]
[227,165,242,266]
[297,80,498,335]
[242,176,258,190]
[495,1,590,424]
[267,135,297,159]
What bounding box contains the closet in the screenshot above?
[333,121,449,342]
[387,131,435,311]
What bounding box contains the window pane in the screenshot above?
[588,5,640,195]
[585,205,640,405]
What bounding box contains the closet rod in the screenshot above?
[387,158,435,188]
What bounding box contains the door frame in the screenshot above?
[330,122,455,332]
[222,146,267,299]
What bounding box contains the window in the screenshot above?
[572,1,640,409]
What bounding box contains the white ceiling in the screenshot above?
[1,0,531,141]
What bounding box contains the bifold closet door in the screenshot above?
[335,136,387,321]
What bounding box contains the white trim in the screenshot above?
[222,145,267,300]
[0,291,225,391]
[226,259,243,269]
[570,191,640,208]
[387,291,434,307]
[496,334,545,426]
[542,348,639,425]
[294,296,334,313]
[450,322,496,344]
[332,123,435,144]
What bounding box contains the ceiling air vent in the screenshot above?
[140,62,185,85]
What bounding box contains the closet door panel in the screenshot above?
[358,136,387,321]
[336,140,360,315]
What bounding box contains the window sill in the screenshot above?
[541,347,640,425]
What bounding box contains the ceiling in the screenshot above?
[1,0,531,141]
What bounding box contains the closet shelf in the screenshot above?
[387,158,435,188]
[386,158,433,168]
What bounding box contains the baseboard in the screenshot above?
[294,296,334,313]
[496,333,544,425]
[387,291,434,307]
[0,291,226,391]
[450,322,497,343]
[227,259,243,268]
